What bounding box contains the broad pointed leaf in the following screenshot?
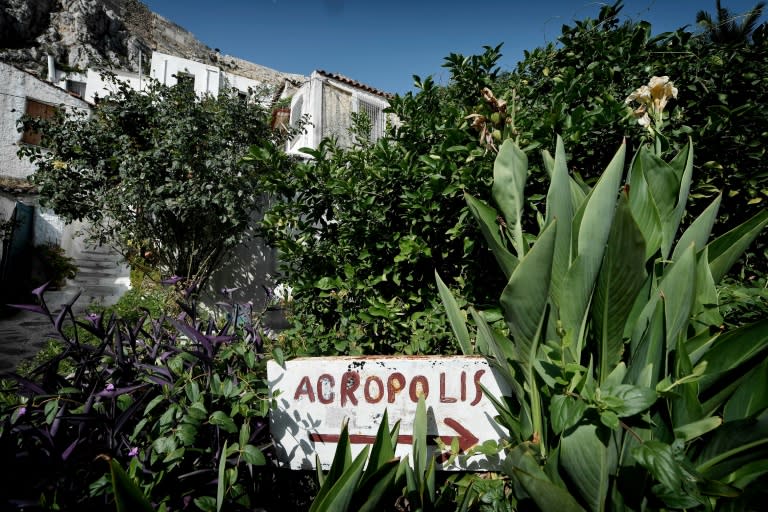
[546,135,577,311]
[707,209,768,283]
[560,424,616,512]
[501,220,556,363]
[465,193,518,278]
[561,141,625,359]
[593,190,647,383]
[435,271,472,355]
[504,444,586,512]
[492,139,528,257]
[671,194,721,262]
[659,243,696,351]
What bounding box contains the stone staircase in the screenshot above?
[45,244,131,314]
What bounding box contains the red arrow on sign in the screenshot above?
[309,417,479,454]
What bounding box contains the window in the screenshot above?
[21,98,56,145]
[65,80,86,98]
[290,95,304,128]
[175,72,195,91]
[358,98,385,141]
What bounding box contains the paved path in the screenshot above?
[1,245,129,375]
[0,307,60,374]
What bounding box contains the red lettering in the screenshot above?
[317,374,335,404]
[387,372,405,403]
[460,371,467,402]
[341,371,360,407]
[409,375,429,402]
[470,369,485,406]
[439,372,457,403]
[364,376,384,403]
[294,376,315,402]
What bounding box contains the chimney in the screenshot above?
[46,54,56,83]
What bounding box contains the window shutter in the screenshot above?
[21,99,56,145]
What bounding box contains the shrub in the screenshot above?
[32,243,78,289]
[0,280,279,511]
[440,132,768,510]
[256,47,510,356]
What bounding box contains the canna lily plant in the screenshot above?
[438,134,768,510]
[625,75,678,154]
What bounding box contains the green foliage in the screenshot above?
[310,396,462,511]
[718,276,768,327]
[0,282,279,510]
[257,47,512,355]
[508,0,768,273]
[440,136,768,510]
[18,73,297,287]
[33,243,78,289]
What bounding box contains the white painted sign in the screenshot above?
[267,356,511,471]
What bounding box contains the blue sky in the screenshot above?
[141,0,766,94]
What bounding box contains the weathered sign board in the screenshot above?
[267,356,511,471]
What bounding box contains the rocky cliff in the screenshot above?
[0,0,304,86]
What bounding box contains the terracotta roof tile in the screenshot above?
[316,70,393,99]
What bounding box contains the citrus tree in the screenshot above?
[19,74,294,287]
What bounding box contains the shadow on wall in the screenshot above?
[203,226,289,332]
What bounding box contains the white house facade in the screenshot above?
[149,51,268,100]
[286,70,395,154]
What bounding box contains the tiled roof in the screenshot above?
[316,70,394,99]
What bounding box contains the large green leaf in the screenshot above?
[560,424,616,512]
[601,383,657,417]
[413,394,428,480]
[593,190,647,383]
[627,149,663,260]
[492,139,528,257]
[550,394,588,435]
[697,318,768,394]
[355,460,400,512]
[312,421,353,508]
[707,209,768,283]
[435,271,472,355]
[561,141,626,360]
[690,248,722,335]
[695,410,768,480]
[501,220,556,363]
[545,135,577,310]
[465,192,518,279]
[723,358,768,421]
[309,446,370,512]
[658,243,696,351]
[504,444,586,512]
[633,441,699,504]
[671,194,721,262]
[670,337,704,428]
[627,294,664,388]
[107,457,154,512]
[637,148,680,259]
[667,140,694,252]
[361,409,397,484]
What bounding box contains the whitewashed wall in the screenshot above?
[286,71,393,155]
[83,68,143,103]
[150,51,221,96]
[0,62,91,179]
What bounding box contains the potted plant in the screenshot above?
[271,96,292,131]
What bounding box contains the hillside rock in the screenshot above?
[0,0,304,86]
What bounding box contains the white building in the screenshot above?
[0,62,107,294]
[286,70,395,154]
[0,61,92,180]
[149,51,268,100]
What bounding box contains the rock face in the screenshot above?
[0,0,303,86]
